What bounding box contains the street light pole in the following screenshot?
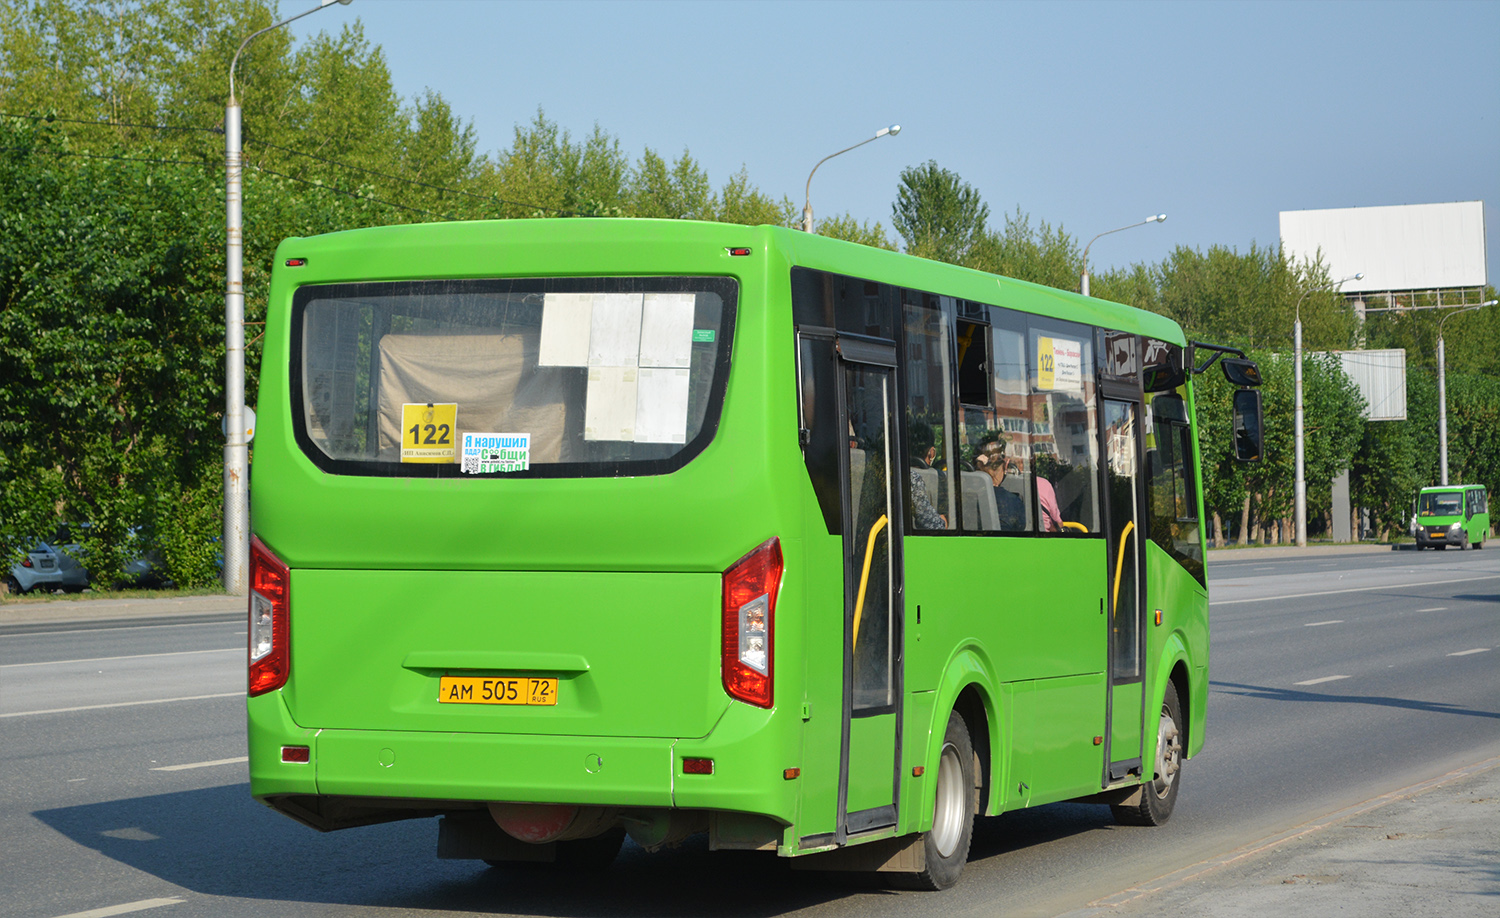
[801,124,900,233]
[1436,300,1498,485]
[225,0,351,595]
[1079,214,1165,297]
[1293,272,1362,547]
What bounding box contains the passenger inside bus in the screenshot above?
[972,435,1027,532]
[908,419,948,530]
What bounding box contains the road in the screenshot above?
[2,547,1496,918]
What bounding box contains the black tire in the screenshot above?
[907,710,976,890]
[1113,682,1184,827]
[4,575,23,596]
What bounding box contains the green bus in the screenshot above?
[1415,484,1489,550]
[246,219,1260,888]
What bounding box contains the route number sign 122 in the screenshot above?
[401,403,458,463]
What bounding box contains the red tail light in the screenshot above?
[248,536,290,696]
[722,538,782,709]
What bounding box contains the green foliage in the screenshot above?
[967,208,1083,290]
[814,213,895,249]
[891,160,990,264]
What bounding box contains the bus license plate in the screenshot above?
[438,676,558,706]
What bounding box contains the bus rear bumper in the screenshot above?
[249,693,798,837]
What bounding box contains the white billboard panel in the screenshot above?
[1315,349,1407,421]
[1280,202,1486,294]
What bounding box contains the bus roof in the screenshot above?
[273,218,1187,345]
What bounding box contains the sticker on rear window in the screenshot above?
[401,403,458,462]
[461,432,530,474]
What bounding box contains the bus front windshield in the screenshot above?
[1419,492,1463,517]
[293,277,735,478]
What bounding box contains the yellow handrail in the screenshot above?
[1111,520,1135,617]
[852,514,889,650]
[1062,521,1089,533]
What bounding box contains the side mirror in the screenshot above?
[1143,355,1186,393]
[1232,389,1263,462]
[1221,357,1262,388]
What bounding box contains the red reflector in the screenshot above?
[281,745,310,763]
[727,247,752,256]
[285,258,306,267]
[683,757,714,775]
[784,768,800,780]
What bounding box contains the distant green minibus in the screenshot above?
[1415,485,1489,550]
[246,219,1257,888]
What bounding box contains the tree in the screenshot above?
[891,160,989,264]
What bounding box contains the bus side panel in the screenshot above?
[1027,672,1106,806]
[793,521,845,842]
[904,537,1107,810]
[1144,543,1208,759]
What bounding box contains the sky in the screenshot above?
[288,0,1500,286]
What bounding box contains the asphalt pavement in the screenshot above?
[2,543,1496,917]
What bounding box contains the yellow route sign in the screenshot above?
[400,403,458,463]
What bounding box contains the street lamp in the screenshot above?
[1293,272,1362,548]
[1079,214,1165,297]
[1436,299,1498,485]
[801,124,900,233]
[224,0,352,595]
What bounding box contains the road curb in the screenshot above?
[0,595,244,628]
[1057,754,1500,917]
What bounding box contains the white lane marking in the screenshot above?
[49,898,183,918]
[151,756,248,772]
[1448,648,1491,657]
[1211,573,1500,605]
[1253,566,1276,571]
[1,692,243,719]
[1,648,241,669]
[1304,620,1343,627]
[1294,675,1351,686]
[1417,607,1447,612]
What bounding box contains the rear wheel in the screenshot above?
[4,574,22,596]
[1113,682,1184,827]
[907,710,976,890]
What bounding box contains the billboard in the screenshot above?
[1314,349,1407,421]
[1280,202,1487,295]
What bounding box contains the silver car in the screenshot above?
[6,542,89,595]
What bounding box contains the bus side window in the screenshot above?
[902,292,955,531]
[1146,391,1205,585]
[1027,319,1100,534]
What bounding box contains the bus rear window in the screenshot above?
[291,277,735,478]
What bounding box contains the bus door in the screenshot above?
[835,334,904,840]
[1100,390,1147,783]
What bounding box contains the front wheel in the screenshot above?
[907,710,976,890]
[1113,682,1184,827]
